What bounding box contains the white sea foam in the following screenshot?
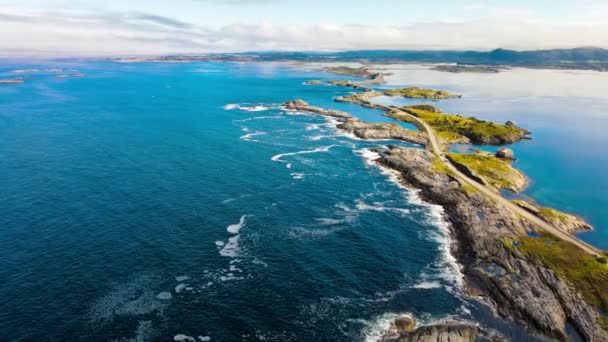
[412,281,442,289]
[232,115,284,123]
[290,172,305,180]
[224,103,274,112]
[174,334,196,342]
[353,148,464,292]
[240,132,267,141]
[175,276,190,282]
[219,235,241,257]
[316,218,344,226]
[156,292,173,300]
[355,199,411,215]
[175,284,188,294]
[271,145,337,168]
[227,215,248,234]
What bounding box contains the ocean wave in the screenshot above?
[240,132,267,141]
[412,281,442,289]
[290,172,305,180]
[227,215,248,234]
[224,103,275,112]
[271,145,337,168]
[354,148,464,291]
[232,115,284,123]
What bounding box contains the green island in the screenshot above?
[447,152,527,192]
[504,232,608,326]
[323,66,377,78]
[388,105,530,144]
[431,65,505,74]
[383,87,461,100]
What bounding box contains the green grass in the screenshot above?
[384,87,461,100]
[432,156,454,175]
[400,106,528,144]
[458,185,477,195]
[516,233,608,313]
[447,153,525,191]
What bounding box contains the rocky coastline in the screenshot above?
[378,147,608,341]
[282,94,607,341]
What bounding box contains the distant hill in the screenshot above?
[119,48,608,71]
[247,47,608,70]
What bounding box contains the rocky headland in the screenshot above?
[377,147,608,341]
[282,100,427,145]
[281,98,607,341]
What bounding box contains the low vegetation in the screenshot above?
[323,66,375,78]
[383,87,461,100]
[514,233,608,313]
[512,200,593,233]
[447,152,527,192]
[398,105,530,144]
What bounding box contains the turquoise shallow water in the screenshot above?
[0,60,600,341]
[0,61,473,341]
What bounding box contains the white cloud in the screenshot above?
[1,7,607,57]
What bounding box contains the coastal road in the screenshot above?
[389,107,603,257]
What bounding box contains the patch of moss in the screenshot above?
[458,185,477,195]
[400,106,529,145]
[432,156,454,175]
[384,87,461,100]
[447,153,526,192]
[516,233,608,312]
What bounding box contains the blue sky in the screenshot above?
[1,0,607,56]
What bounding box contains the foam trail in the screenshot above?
[271,145,337,167]
[240,132,266,141]
[227,215,248,234]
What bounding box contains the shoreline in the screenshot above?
[281,88,607,339]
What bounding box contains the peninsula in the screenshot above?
[283,65,607,340]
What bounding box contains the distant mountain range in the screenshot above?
[119,47,608,71]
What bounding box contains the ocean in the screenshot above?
[0,60,603,341]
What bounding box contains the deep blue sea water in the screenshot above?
[0,61,474,341]
[0,60,601,341]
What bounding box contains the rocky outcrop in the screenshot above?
[386,322,492,342]
[446,153,528,193]
[513,200,593,234]
[282,100,427,146]
[495,148,514,159]
[378,147,608,341]
[304,80,324,85]
[338,118,428,145]
[282,99,352,118]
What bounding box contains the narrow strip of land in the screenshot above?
[387,105,602,256]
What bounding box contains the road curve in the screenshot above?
[389,107,603,257]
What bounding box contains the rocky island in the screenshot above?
[431,65,506,73]
[282,100,427,145]
[388,105,531,145]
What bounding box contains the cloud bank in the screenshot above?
[1,7,608,57]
